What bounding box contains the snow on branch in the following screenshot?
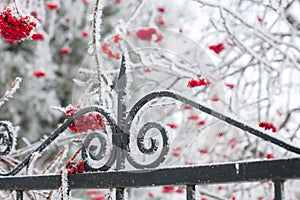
[0,77,22,109]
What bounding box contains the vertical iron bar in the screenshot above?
[274,180,284,200]
[116,54,127,170]
[115,54,127,200]
[186,185,196,200]
[16,190,23,200]
[116,188,125,200]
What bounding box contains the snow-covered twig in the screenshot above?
[194,0,300,70]
[198,188,227,200]
[0,77,22,109]
[219,9,275,72]
[42,146,68,174]
[125,0,146,27]
[92,0,108,105]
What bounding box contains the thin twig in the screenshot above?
[92,0,108,105]
[93,0,103,105]
[219,7,275,71]
[198,188,227,200]
[0,77,22,109]
[42,146,67,174]
[125,0,145,27]
[66,146,82,166]
[13,0,21,15]
[279,108,300,130]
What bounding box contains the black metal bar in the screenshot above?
[16,190,23,200]
[186,185,195,200]
[116,54,127,170]
[115,55,127,200]
[274,180,284,200]
[116,188,125,200]
[0,157,299,190]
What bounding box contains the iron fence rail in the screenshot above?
[0,157,299,199]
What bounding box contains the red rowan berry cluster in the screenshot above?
[208,42,225,54]
[259,122,277,132]
[0,7,36,43]
[66,160,85,174]
[136,27,163,42]
[187,78,211,88]
[166,123,177,129]
[101,43,120,59]
[65,106,103,134]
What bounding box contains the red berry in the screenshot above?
[60,47,71,55]
[209,42,225,54]
[188,115,199,120]
[33,71,46,78]
[157,7,165,13]
[266,153,275,159]
[81,31,89,38]
[76,160,85,173]
[197,120,206,126]
[162,186,175,194]
[45,2,59,10]
[167,123,177,129]
[31,33,44,41]
[113,34,122,43]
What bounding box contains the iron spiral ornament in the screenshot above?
[0,121,14,156]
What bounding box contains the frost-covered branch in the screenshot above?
[0,77,22,109]
[92,0,106,105]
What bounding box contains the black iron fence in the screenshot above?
[0,157,299,199]
[0,56,299,200]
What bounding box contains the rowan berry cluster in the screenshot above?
[136,27,163,42]
[0,7,36,43]
[259,122,277,132]
[65,106,103,134]
[187,78,211,88]
[66,160,85,174]
[208,42,225,54]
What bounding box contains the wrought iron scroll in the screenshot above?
[0,54,300,177]
[0,107,117,176]
[0,121,14,156]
